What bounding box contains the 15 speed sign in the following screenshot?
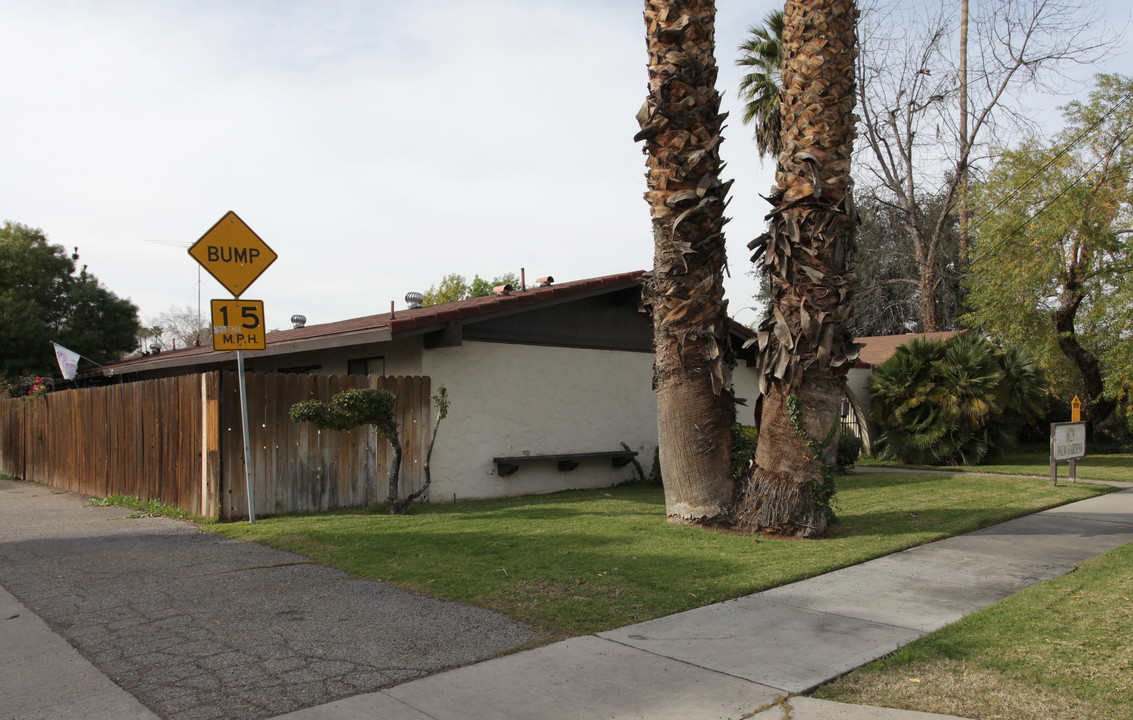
[211,299,266,351]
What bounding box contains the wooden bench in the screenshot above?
[493,450,638,477]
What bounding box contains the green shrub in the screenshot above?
[648,446,663,486]
[289,388,397,436]
[868,334,1046,465]
[731,424,759,480]
[836,432,863,472]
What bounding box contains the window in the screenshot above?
[347,357,385,376]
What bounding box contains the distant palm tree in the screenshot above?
[736,10,784,159]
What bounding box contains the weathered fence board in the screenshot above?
[0,376,207,509]
[0,373,431,521]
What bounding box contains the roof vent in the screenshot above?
[291,314,307,329]
[492,284,513,296]
[536,276,554,287]
[405,291,424,309]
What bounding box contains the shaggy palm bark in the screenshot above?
[734,0,861,538]
[638,0,735,524]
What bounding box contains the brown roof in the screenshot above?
[854,331,963,367]
[105,271,649,374]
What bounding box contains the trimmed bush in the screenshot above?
[868,334,1046,465]
[836,433,863,472]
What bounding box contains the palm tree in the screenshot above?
[638,0,736,524]
[733,0,861,538]
[736,10,785,159]
[869,334,1046,465]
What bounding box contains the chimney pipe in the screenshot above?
[521,268,526,290]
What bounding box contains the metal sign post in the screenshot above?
[190,211,277,523]
[235,350,255,523]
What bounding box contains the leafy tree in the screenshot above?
[734,0,861,538]
[0,222,139,382]
[963,74,1133,427]
[638,0,736,524]
[736,9,784,160]
[422,272,522,306]
[868,334,1046,464]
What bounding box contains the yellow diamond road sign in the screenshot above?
[189,211,278,297]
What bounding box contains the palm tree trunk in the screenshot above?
[638,0,735,523]
[735,0,861,538]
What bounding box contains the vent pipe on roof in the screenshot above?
[405,291,424,309]
[492,284,513,296]
[521,268,526,290]
[536,276,554,287]
[291,314,307,329]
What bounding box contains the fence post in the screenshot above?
[201,373,222,519]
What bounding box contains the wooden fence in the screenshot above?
[0,373,431,521]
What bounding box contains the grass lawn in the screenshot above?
[857,452,1133,484]
[813,541,1133,720]
[209,471,1109,641]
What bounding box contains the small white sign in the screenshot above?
[1051,422,1087,461]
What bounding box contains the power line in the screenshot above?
[966,86,1133,237]
[967,122,1133,268]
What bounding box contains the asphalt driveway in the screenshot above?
[0,478,534,720]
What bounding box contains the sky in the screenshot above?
[3,0,1131,338]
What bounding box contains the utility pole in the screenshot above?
[958,0,970,267]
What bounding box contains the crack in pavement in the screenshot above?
[0,480,535,720]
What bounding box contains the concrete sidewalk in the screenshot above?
[3,484,1131,719]
[271,488,1133,720]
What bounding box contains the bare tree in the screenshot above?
[855,0,1119,331]
[143,304,210,350]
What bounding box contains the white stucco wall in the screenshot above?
[418,340,765,502]
[382,336,425,376]
[246,332,764,504]
[421,342,655,501]
[731,359,761,428]
[845,367,874,418]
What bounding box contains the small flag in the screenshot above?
[52,342,81,380]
